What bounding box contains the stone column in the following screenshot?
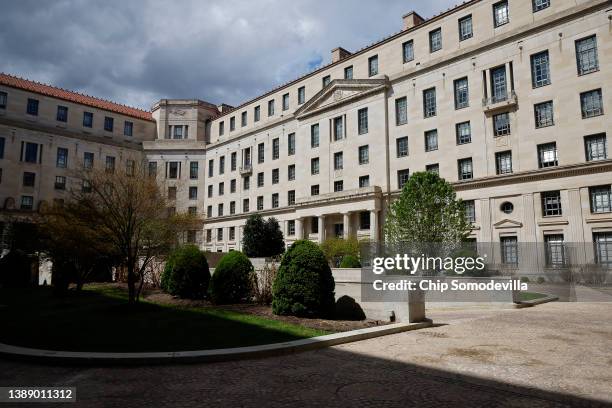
[296,218,304,239]
[237,226,243,251]
[370,210,379,242]
[343,212,351,239]
[318,215,326,243]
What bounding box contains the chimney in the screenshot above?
[402,11,425,31]
[331,47,352,63]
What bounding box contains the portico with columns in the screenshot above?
[293,186,383,244]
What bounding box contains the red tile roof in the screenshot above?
[0,73,154,122]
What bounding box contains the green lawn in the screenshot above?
[0,285,328,352]
[519,291,548,301]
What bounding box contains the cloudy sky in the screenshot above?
[0,0,458,110]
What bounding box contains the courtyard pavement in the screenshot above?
[1,302,611,407]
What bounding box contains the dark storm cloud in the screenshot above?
[0,0,458,109]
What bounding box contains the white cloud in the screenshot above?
[0,0,458,109]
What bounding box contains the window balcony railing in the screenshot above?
[239,164,252,175]
[482,90,517,112]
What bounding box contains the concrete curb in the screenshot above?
[0,321,432,366]
[514,295,559,308]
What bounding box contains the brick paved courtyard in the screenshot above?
[1,302,611,407]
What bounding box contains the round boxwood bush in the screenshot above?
[272,240,335,318]
[339,255,361,268]
[209,251,254,304]
[161,245,210,299]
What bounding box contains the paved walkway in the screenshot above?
[1,303,611,407]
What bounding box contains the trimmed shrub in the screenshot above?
[160,245,210,299]
[272,240,335,318]
[339,255,361,268]
[209,251,254,304]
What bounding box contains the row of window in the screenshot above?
[461,184,611,227]
[395,133,607,187]
[182,130,607,205]
[497,232,612,266]
[0,140,144,173]
[211,1,576,136]
[0,93,135,136]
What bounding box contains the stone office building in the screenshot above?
[0,0,611,266]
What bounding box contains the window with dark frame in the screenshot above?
[580,89,603,118]
[333,116,343,141]
[500,236,518,265]
[458,158,473,180]
[541,190,562,216]
[584,134,607,161]
[56,106,68,122]
[495,150,513,174]
[311,157,319,175]
[288,133,295,155]
[429,28,442,52]
[402,40,414,63]
[464,200,476,223]
[104,116,114,132]
[532,0,550,12]
[344,66,353,79]
[395,97,408,125]
[544,234,566,266]
[358,108,368,134]
[534,101,554,128]
[454,77,469,109]
[493,112,511,136]
[530,51,551,88]
[424,130,438,152]
[493,1,509,28]
[456,121,471,144]
[334,152,343,170]
[398,169,410,189]
[26,98,39,115]
[590,186,612,213]
[311,124,320,148]
[359,175,370,188]
[423,88,437,118]
[575,35,598,75]
[538,142,558,168]
[396,136,408,157]
[334,180,343,192]
[359,145,369,165]
[83,112,93,128]
[288,164,296,180]
[458,15,473,41]
[368,55,378,76]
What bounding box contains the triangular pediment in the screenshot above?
[493,219,523,229]
[295,78,389,120]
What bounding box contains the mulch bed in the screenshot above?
[142,287,388,333]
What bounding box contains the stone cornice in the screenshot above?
[203,206,296,225]
[202,186,383,225]
[452,159,612,191]
[295,186,383,207]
